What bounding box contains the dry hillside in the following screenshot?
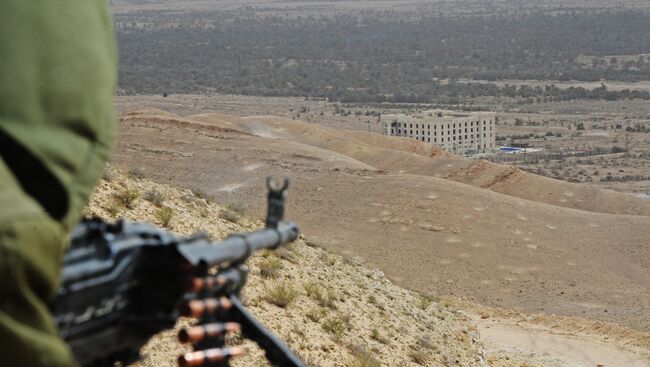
[187,112,650,216]
[87,169,486,366]
[83,168,589,367]
[110,108,650,334]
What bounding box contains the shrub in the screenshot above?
[305,307,327,322]
[418,294,434,310]
[192,188,213,202]
[304,282,323,300]
[409,349,430,365]
[321,288,338,309]
[264,282,298,308]
[321,317,346,339]
[113,188,139,209]
[154,206,173,227]
[349,347,381,367]
[106,200,120,217]
[221,208,241,223]
[225,202,246,215]
[102,168,115,182]
[259,257,283,278]
[128,166,146,179]
[144,189,165,207]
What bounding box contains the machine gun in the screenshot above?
[51,177,305,367]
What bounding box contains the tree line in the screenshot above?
[115,9,650,101]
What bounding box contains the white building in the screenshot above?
[381,110,496,154]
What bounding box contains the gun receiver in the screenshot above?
[52,177,305,367]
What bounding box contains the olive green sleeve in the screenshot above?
[0,161,74,366]
[0,0,117,230]
[0,0,117,366]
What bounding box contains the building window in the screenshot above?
[427,137,430,142]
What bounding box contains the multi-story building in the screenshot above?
[381,110,496,154]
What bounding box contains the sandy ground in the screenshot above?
[107,109,650,338]
[87,169,650,367]
[477,319,649,367]
[112,109,650,331]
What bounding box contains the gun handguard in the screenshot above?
[52,178,305,367]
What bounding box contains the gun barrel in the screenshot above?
[177,221,299,267]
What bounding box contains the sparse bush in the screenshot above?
[264,282,298,308]
[369,328,388,344]
[321,317,346,339]
[305,282,337,308]
[106,200,120,217]
[154,206,173,227]
[192,188,213,202]
[102,168,115,182]
[304,282,323,300]
[611,146,625,153]
[305,307,327,322]
[226,202,246,215]
[349,347,381,367]
[320,288,338,309]
[144,189,166,207]
[409,349,430,365]
[221,208,241,223]
[417,294,434,310]
[113,188,139,209]
[128,166,146,179]
[259,257,283,278]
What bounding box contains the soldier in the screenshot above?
[0,0,117,365]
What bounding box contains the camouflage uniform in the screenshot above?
[0,0,117,365]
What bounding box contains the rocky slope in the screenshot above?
[87,168,487,366]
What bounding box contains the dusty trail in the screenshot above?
[475,316,650,367]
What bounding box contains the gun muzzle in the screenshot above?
[178,322,241,343]
[179,297,233,318]
[178,347,245,367]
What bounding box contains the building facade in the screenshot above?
[381,110,496,154]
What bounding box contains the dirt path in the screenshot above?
[474,316,650,367]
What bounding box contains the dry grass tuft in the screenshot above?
[264,282,298,308]
[113,188,140,209]
[144,189,166,207]
[154,206,174,227]
[259,256,283,278]
[349,346,381,367]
